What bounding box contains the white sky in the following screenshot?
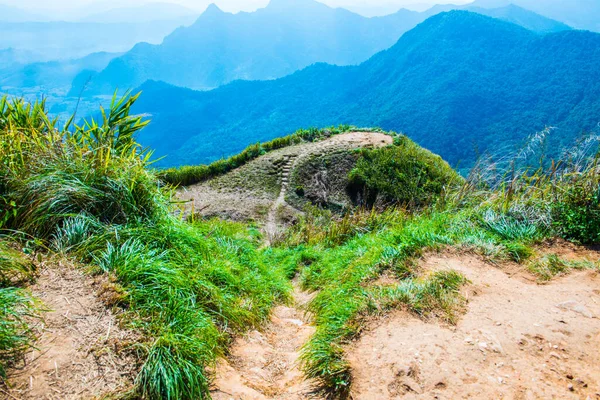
[6,0,474,15]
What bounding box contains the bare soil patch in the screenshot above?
[347,253,600,399]
[4,259,138,400]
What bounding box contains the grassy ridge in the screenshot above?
[158,125,386,187]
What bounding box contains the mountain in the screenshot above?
[0,20,192,61]
[80,0,426,94]
[79,0,569,96]
[470,0,600,32]
[80,3,199,23]
[130,11,600,170]
[0,48,44,69]
[0,52,120,93]
[426,3,571,33]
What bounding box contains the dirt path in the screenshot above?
[211,280,318,400]
[265,154,298,245]
[4,260,138,400]
[347,252,600,399]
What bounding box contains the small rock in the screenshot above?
[566,374,574,380]
[464,336,474,344]
[568,384,575,392]
[549,352,561,360]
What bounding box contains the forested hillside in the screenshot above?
[133,11,600,170]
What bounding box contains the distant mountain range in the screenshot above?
[0,52,119,93]
[471,0,600,32]
[0,19,195,61]
[131,11,600,170]
[79,0,570,96]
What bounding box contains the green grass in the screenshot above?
[527,253,598,282]
[0,94,291,398]
[75,217,290,399]
[0,241,40,380]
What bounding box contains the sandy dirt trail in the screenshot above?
[348,250,600,399]
[211,280,317,399]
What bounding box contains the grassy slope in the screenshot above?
[1,94,600,399]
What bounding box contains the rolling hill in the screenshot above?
[131,11,600,170]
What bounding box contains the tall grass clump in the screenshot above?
[0,94,291,399]
[459,128,600,245]
[0,241,40,380]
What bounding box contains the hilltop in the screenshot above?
[1,94,599,399]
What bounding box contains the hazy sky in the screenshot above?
[7,0,474,16]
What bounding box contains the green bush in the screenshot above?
[348,135,461,208]
[553,182,600,244]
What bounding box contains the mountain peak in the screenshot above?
[202,3,224,16]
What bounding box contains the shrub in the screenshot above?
[348,135,461,208]
[552,181,600,244]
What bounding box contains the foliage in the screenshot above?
[0,241,39,380]
[0,94,290,399]
[348,135,461,208]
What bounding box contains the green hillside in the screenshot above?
[2,94,599,398]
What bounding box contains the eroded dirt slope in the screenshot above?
[347,251,600,399]
[5,260,138,400]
